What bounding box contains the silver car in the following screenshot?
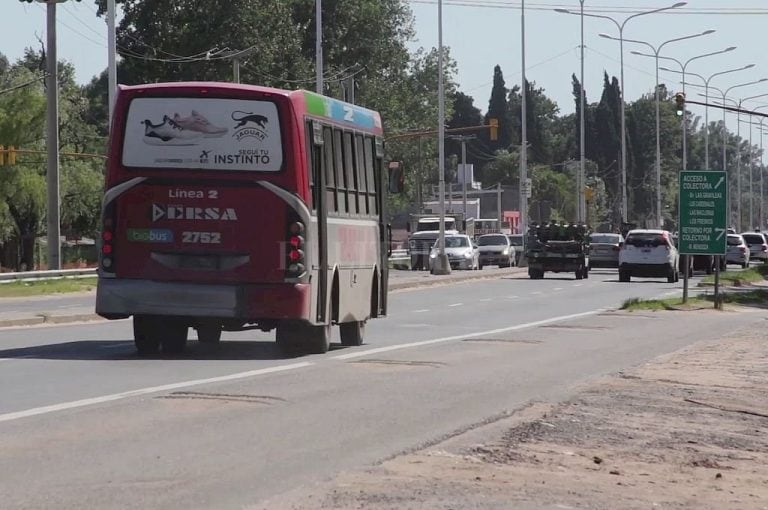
[726,234,750,268]
[740,232,768,263]
[588,233,623,269]
[429,235,479,271]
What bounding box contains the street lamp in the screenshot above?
[433,0,450,274]
[634,46,736,170]
[609,29,716,228]
[554,1,587,223]
[555,1,687,224]
[672,64,756,169]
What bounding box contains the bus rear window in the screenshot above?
[121,97,283,172]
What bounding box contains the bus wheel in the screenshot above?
[340,321,365,347]
[197,323,222,344]
[133,315,160,356]
[305,324,331,354]
[160,321,188,354]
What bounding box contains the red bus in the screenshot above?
[96,82,394,356]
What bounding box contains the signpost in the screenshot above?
[678,170,728,307]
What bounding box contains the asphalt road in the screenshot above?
[0,270,737,509]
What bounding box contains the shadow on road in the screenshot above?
[0,339,352,361]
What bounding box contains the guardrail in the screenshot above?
[0,268,97,283]
[1,252,411,282]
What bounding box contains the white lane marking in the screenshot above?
[0,362,312,424]
[480,298,493,302]
[574,284,583,287]
[507,295,519,299]
[532,291,543,295]
[553,287,564,291]
[449,303,463,307]
[332,309,605,361]
[412,309,430,313]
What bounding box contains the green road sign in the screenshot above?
[678,170,727,255]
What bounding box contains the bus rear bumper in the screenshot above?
[96,278,311,322]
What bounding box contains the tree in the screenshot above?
[508,80,560,164]
[446,91,483,167]
[485,65,510,151]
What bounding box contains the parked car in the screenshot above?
[618,229,679,283]
[429,234,479,271]
[507,234,525,265]
[740,232,768,263]
[477,234,515,268]
[587,233,623,269]
[725,234,750,268]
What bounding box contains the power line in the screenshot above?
[408,0,768,15]
[0,74,48,95]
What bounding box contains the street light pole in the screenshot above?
[607,30,714,229]
[558,2,687,225]
[677,65,757,170]
[45,0,61,270]
[521,0,528,245]
[579,0,586,223]
[433,0,450,275]
[636,46,736,170]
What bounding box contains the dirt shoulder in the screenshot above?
[270,310,768,509]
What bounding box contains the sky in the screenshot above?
[4,1,768,125]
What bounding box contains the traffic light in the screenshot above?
[675,92,686,117]
[388,161,404,194]
[584,186,595,203]
[488,118,498,141]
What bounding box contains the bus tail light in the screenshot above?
[100,207,116,273]
[285,220,306,278]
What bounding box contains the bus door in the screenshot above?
[376,138,389,316]
[311,122,329,323]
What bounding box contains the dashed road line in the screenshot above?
[448,303,463,307]
[413,309,430,313]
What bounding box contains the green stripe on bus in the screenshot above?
[304,91,328,117]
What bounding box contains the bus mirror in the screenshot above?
[388,161,404,193]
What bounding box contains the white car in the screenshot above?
[725,234,750,268]
[429,235,479,271]
[739,232,768,263]
[477,234,515,268]
[618,229,679,283]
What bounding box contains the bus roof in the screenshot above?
[117,82,383,135]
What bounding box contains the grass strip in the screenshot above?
[700,265,768,287]
[0,277,97,298]
[622,288,768,311]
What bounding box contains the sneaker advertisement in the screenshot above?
[122,97,283,172]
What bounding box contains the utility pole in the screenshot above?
[46,1,61,270]
[224,47,258,84]
[316,0,323,94]
[433,0,450,274]
[520,0,529,262]
[107,0,117,121]
[447,135,476,220]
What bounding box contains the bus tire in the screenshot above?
[340,321,365,347]
[305,324,331,354]
[133,315,160,356]
[160,320,188,354]
[197,323,222,344]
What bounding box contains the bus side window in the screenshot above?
[332,129,348,215]
[364,136,378,216]
[342,132,358,215]
[354,134,367,216]
[306,121,318,211]
[323,127,337,213]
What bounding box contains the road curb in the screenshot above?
[389,268,527,291]
[0,313,104,329]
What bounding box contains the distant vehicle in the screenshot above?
[507,234,525,265]
[429,234,479,271]
[526,223,588,280]
[587,233,623,269]
[740,232,768,263]
[725,234,750,268]
[407,215,476,271]
[96,82,392,356]
[618,229,679,283]
[477,233,515,268]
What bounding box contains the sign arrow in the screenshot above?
[715,228,725,240]
[713,176,725,190]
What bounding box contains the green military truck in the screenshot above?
[526,222,589,280]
